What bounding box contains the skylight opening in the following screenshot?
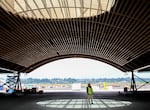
[0,0,115,19]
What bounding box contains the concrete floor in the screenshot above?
[0,91,150,110]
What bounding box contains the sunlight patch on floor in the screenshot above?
[37,99,132,109]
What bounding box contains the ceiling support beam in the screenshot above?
[0,67,17,73]
[135,65,150,72]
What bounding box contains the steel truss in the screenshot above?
[130,71,150,92]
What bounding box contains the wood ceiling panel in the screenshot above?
[0,0,149,72]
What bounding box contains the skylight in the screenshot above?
[0,0,115,19]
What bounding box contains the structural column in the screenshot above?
[14,72,22,91]
[130,71,137,92]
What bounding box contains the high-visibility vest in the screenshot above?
[87,87,93,95]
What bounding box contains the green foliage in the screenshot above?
[20,77,150,84]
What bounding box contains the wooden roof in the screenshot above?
[0,0,150,73]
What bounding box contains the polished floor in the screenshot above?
[0,91,150,110]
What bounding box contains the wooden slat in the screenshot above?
[0,0,149,72]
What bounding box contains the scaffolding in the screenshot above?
[3,72,22,91]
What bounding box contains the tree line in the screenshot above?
[21,77,150,84]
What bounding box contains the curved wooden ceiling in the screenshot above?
[0,0,150,73]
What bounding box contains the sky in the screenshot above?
[24,58,130,79]
[0,58,149,79]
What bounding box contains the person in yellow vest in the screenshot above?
[87,83,94,104]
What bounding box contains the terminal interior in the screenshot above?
[0,0,150,110]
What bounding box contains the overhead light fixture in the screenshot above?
[56,52,60,56]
